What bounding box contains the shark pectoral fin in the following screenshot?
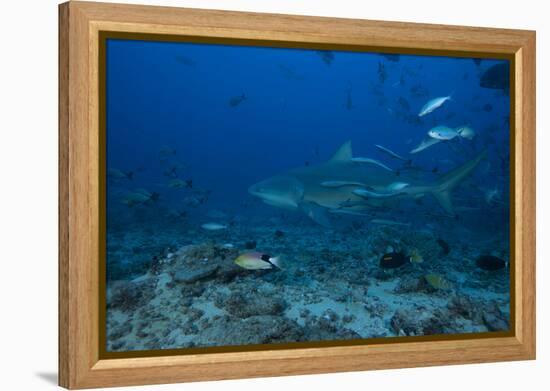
[431,150,487,215]
[431,191,454,215]
[300,202,332,228]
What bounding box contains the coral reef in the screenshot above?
[106,219,510,352]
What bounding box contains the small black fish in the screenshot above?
[274,230,285,238]
[175,55,196,67]
[316,50,335,66]
[185,179,193,188]
[480,62,510,91]
[473,58,482,66]
[436,239,450,255]
[398,97,410,111]
[379,252,407,269]
[483,103,493,112]
[378,61,387,84]
[476,255,506,271]
[229,93,247,107]
[380,53,400,62]
[345,87,353,110]
[150,192,160,202]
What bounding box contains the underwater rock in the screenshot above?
[364,299,388,318]
[199,315,304,345]
[180,283,206,298]
[421,310,450,335]
[342,314,355,324]
[215,261,247,283]
[483,313,509,332]
[390,309,421,336]
[222,291,287,318]
[180,243,228,263]
[447,295,483,323]
[302,316,361,341]
[107,278,157,312]
[174,265,219,284]
[322,309,340,322]
[482,302,509,331]
[108,322,133,340]
[394,275,427,294]
[390,309,454,336]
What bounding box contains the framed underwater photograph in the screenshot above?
[59,1,536,389]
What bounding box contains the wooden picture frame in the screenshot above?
[59,1,536,389]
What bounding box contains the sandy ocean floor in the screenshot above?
[105,213,510,352]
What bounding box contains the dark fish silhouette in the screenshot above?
[377,61,387,84]
[229,93,247,107]
[380,53,400,62]
[175,55,196,67]
[316,50,334,66]
[480,62,510,91]
[437,238,450,255]
[476,255,506,271]
[483,103,493,112]
[278,64,305,80]
[398,97,410,111]
[345,85,353,110]
[379,252,407,269]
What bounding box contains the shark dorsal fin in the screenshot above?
[328,141,352,163]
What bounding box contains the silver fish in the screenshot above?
[351,157,395,172]
[374,144,408,161]
[201,222,227,231]
[428,126,459,140]
[418,95,452,117]
[410,137,442,154]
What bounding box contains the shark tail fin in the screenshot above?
[431,151,487,215]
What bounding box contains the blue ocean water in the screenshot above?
[105,38,511,352]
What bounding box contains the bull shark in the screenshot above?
[248,141,486,227]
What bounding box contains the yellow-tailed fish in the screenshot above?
[424,274,453,290]
[409,249,424,264]
[234,252,282,270]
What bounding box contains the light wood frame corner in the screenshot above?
[59,1,536,389]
